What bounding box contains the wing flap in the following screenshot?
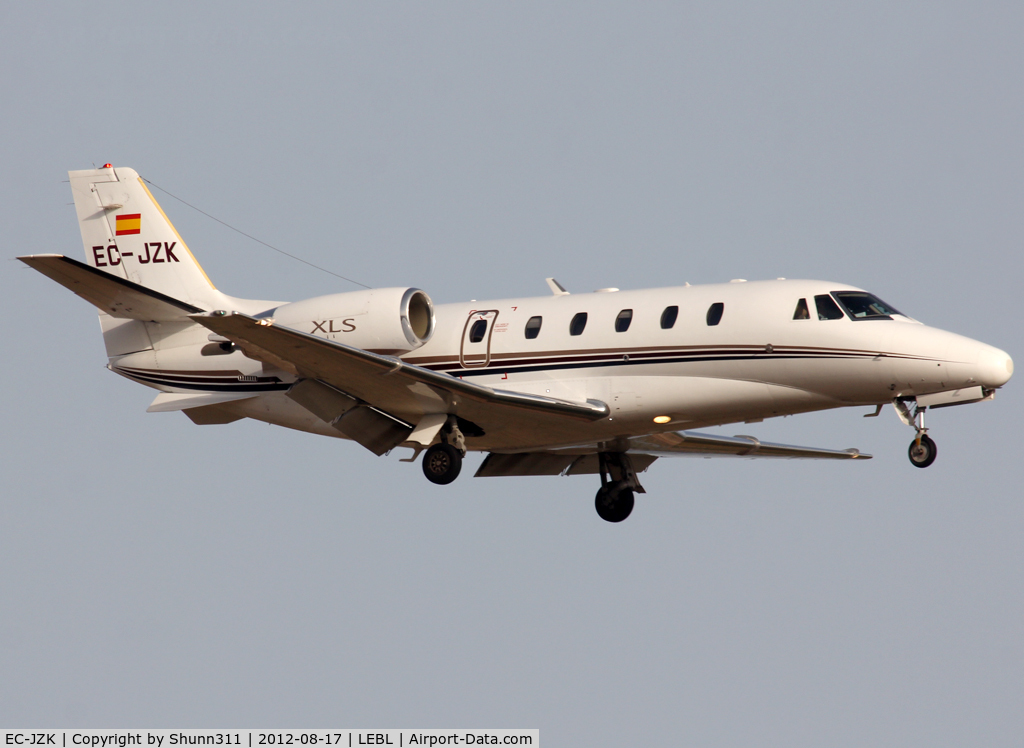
[475,452,659,477]
[475,452,578,477]
[285,378,413,455]
[629,431,871,459]
[475,430,867,478]
[19,254,204,320]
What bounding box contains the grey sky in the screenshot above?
[2,2,1022,745]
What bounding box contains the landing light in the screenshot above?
[653,415,671,424]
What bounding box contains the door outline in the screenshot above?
[460,310,499,368]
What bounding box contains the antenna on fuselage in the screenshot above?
[546,278,570,296]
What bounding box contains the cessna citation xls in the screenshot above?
[20,166,1014,521]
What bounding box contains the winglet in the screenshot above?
[546,278,570,296]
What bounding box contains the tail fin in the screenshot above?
[69,166,217,306]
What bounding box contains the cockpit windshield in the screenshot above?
[832,291,902,320]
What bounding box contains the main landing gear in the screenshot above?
[908,434,937,469]
[422,416,467,485]
[895,399,938,469]
[417,424,645,522]
[595,452,645,523]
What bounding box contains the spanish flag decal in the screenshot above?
[115,213,141,236]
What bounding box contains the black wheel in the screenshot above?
[422,443,462,485]
[595,482,635,523]
[908,434,937,468]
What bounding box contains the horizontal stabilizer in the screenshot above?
[19,254,204,321]
[147,391,258,412]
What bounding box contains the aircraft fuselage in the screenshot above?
[109,278,1012,453]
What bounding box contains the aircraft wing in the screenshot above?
[476,432,869,477]
[191,312,610,450]
[19,254,204,320]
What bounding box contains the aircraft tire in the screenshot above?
[595,482,635,523]
[422,443,462,485]
[908,434,937,468]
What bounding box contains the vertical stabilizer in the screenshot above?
[68,166,217,307]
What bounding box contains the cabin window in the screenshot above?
[832,291,901,320]
[524,316,542,339]
[615,309,633,332]
[660,305,678,329]
[706,302,724,326]
[468,319,488,343]
[793,298,810,320]
[569,312,588,336]
[814,294,844,321]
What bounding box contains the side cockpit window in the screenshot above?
[793,298,810,320]
[832,291,901,320]
[814,294,844,321]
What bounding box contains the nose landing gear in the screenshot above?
[595,452,645,522]
[895,398,938,468]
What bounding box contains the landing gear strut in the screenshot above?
[422,416,467,485]
[895,399,938,469]
[594,452,645,523]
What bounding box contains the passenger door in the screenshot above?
[460,310,499,368]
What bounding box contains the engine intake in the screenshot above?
[266,287,435,354]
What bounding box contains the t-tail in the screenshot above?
[19,166,262,360]
[67,166,218,306]
[19,166,295,417]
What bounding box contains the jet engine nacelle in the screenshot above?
[270,287,435,354]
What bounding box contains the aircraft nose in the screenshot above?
[976,345,1013,388]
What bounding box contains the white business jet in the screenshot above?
[20,166,1014,521]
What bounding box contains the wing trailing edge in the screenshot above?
[476,452,659,477]
[628,430,871,459]
[475,431,869,477]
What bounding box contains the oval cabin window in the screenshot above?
[468,319,488,343]
[706,302,724,326]
[569,312,588,336]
